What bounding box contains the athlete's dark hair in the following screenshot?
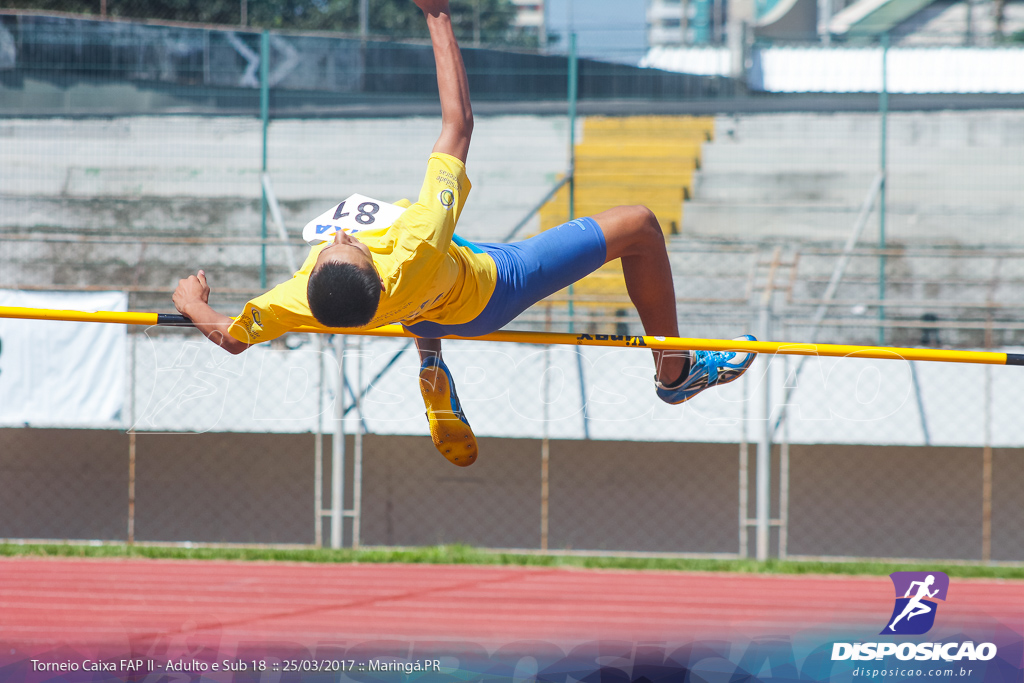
[307,261,381,328]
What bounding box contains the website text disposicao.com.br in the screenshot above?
[851,666,983,678]
[834,641,998,679]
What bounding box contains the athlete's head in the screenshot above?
[924,575,935,585]
[307,230,382,328]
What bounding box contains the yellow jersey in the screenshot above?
[227,153,497,344]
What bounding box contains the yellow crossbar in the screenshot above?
[1,305,1021,367]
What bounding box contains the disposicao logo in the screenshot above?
[831,571,998,663]
[882,571,949,635]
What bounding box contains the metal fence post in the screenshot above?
[878,32,889,346]
[259,29,270,290]
[127,330,136,545]
[982,321,993,562]
[541,342,551,551]
[567,33,578,331]
[352,338,364,549]
[331,336,347,549]
[756,248,780,561]
[756,305,772,561]
[739,373,749,558]
[315,335,324,548]
[779,361,790,561]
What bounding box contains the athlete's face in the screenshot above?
[315,230,377,276]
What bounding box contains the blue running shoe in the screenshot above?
[655,335,758,405]
[419,355,478,467]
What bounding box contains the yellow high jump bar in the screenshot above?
[0,305,1021,367]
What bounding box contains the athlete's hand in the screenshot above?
[173,270,212,318]
[413,0,450,16]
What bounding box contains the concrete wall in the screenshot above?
[2,428,1022,562]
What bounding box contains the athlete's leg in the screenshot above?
[415,337,442,363]
[890,604,914,629]
[907,603,932,620]
[591,205,683,385]
[413,337,478,467]
[592,205,756,404]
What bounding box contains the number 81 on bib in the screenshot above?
[302,193,407,245]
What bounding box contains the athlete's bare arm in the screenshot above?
[904,581,923,598]
[409,0,471,361]
[416,0,473,162]
[172,270,251,355]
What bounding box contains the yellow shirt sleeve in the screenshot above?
[226,244,326,344]
[387,153,471,260]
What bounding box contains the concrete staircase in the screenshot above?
[684,111,1024,246]
[0,115,569,312]
[537,116,712,319]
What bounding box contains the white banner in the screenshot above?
[0,290,127,427]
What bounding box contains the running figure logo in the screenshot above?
[882,571,950,635]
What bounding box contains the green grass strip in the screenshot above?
[3,543,1023,579]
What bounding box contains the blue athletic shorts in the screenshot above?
[403,217,607,338]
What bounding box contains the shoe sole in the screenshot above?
[662,364,752,405]
[420,365,478,467]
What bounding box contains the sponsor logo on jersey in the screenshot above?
[438,189,455,209]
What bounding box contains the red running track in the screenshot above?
[2,557,1022,649]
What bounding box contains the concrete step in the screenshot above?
[701,144,1024,169]
[694,170,1024,205]
[0,194,546,245]
[585,116,715,141]
[575,157,697,176]
[576,141,704,160]
[681,201,1024,245]
[550,185,687,204]
[0,115,570,244]
[714,111,1024,147]
[573,173,695,189]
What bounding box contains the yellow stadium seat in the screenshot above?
[537,115,711,320]
[584,116,715,141]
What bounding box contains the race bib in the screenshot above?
[302,194,407,245]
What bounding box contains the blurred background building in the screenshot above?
[646,0,1023,45]
[511,0,547,48]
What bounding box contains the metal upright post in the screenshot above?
[779,359,790,560]
[982,320,993,562]
[539,0,548,51]
[352,338,364,549]
[739,373,749,558]
[567,33,578,332]
[818,0,832,44]
[127,332,136,545]
[541,343,551,551]
[568,34,578,195]
[756,247,781,561]
[259,30,270,290]
[756,305,772,561]
[878,33,889,347]
[314,336,324,548]
[964,0,974,45]
[331,336,347,549]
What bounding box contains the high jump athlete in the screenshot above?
[172,0,756,467]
